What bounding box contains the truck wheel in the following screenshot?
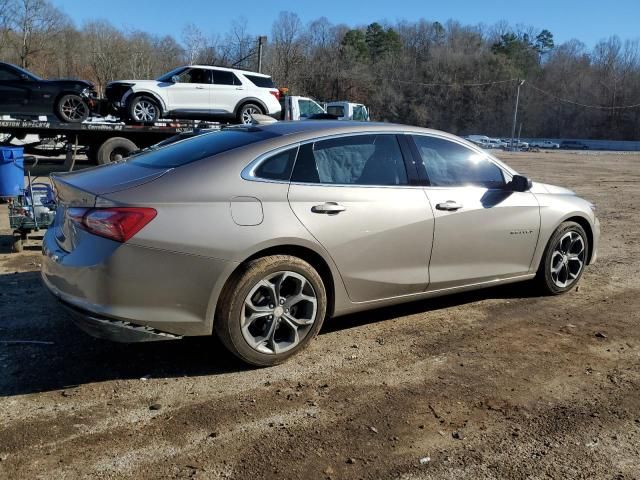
[129,96,160,124]
[96,137,138,165]
[12,233,23,253]
[237,103,263,125]
[56,94,89,123]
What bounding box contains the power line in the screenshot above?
[391,77,640,110]
[391,78,517,87]
[527,83,640,110]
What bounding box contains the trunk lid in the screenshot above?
[50,162,171,252]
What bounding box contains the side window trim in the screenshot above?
[397,134,422,186]
[242,143,301,183]
[243,131,439,188]
[407,133,511,189]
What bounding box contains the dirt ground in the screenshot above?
[0,151,639,480]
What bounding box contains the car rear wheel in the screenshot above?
[536,221,588,295]
[56,94,89,123]
[129,96,160,124]
[237,103,263,125]
[215,255,327,366]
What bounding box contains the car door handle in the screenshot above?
[311,202,347,214]
[195,85,205,89]
[236,87,245,90]
[436,201,463,211]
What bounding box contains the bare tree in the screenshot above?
[270,11,304,89]
[83,20,127,92]
[8,0,68,69]
[181,23,208,65]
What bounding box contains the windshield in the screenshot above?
[13,64,40,81]
[157,66,188,82]
[128,128,281,168]
[353,105,368,121]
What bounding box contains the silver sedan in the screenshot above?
[42,121,600,366]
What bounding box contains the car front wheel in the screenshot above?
[537,221,589,295]
[215,255,327,366]
[56,94,89,123]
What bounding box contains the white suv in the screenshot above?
[105,65,282,124]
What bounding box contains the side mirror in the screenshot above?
[509,174,533,192]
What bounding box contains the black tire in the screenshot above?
[236,103,263,125]
[128,96,160,124]
[96,137,138,165]
[536,221,589,295]
[56,94,89,123]
[215,255,327,367]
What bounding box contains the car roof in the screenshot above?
[231,120,463,144]
[189,65,270,77]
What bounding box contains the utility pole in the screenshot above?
[510,79,525,151]
[257,36,267,73]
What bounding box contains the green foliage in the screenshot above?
[342,23,402,63]
[341,29,368,60]
[491,29,554,75]
[535,29,554,54]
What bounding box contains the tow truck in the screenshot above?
[0,117,220,167]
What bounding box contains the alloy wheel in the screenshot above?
[241,106,260,124]
[241,271,318,354]
[133,100,157,122]
[550,231,586,288]
[61,96,88,121]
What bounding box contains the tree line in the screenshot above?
[1,0,639,140]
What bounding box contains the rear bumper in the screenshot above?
[61,300,181,342]
[41,228,236,338]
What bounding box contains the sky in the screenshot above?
[54,0,638,48]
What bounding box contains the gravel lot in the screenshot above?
[0,151,639,479]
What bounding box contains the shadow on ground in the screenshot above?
[0,268,539,397]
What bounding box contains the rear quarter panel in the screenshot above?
[100,143,350,330]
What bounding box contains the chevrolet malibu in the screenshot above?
[42,121,599,366]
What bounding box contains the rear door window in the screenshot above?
[212,70,242,86]
[292,134,408,186]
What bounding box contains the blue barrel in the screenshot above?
[0,146,24,197]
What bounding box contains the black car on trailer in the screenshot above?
[0,62,98,123]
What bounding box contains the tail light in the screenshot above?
[68,207,156,242]
[270,89,281,101]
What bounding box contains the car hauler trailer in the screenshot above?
[0,118,220,167]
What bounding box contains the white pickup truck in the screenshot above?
[280,96,326,121]
[280,96,371,122]
[325,101,370,121]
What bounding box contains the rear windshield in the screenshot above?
[244,74,275,88]
[326,106,345,117]
[128,129,280,168]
